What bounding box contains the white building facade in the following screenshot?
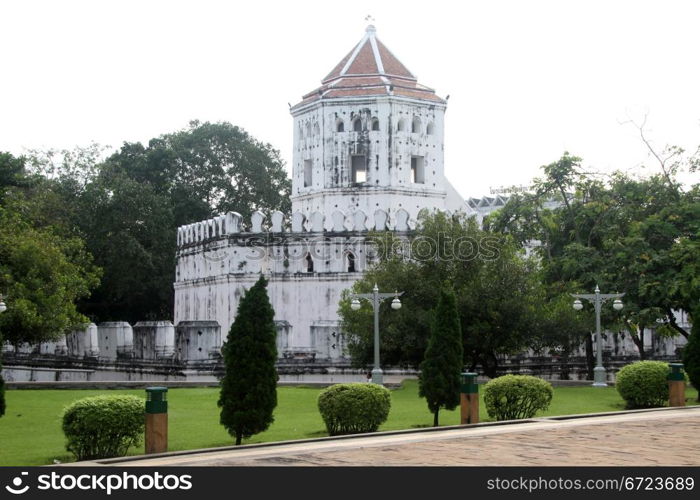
[173,26,465,361]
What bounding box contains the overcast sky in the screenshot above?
[1,0,698,198]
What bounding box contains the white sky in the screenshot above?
[1,0,698,198]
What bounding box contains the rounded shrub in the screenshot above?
[317,383,391,436]
[61,395,144,461]
[483,375,553,421]
[616,360,684,408]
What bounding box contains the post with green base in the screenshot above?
[145,387,168,454]
[668,363,686,407]
[460,372,479,425]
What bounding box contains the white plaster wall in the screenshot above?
[97,322,133,361]
[291,97,450,221]
[174,272,359,356]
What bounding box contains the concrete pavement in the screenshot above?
[95,406,700,467]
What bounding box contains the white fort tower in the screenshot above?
[173,26,465,362]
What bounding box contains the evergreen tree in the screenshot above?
[683,306,700,402]
[0,354,5,417]
[419,287,463,427]
[218,276,278,445]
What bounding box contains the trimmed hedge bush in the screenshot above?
[317,383,391,436]
[483,375,553,421]
[682,306,700,401]
[616,360,685,408]
[61,395,144,460]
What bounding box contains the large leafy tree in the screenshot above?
[487,152,698,362]
[0,153,101,347]
[27,121,292,322]
[106,121,291,225]
[683,306,700,402]
[218,276,278,445]
[340,212,545,377]
[418,287,463,426]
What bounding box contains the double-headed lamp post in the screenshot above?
[350,284,403,385]
[571,285,624,387]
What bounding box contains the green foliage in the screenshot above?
[483,375,554,421]
[418,287,463,426]
[317,383,391,435]
[0,362,5,417]
[340,212,544,377]
[683,308,700,400]
[0,158,101,346]
[615,360,675,408]
[61,395,144,460]
[218,276,278,445]
[487,153,699,364]
[23,122,291,322]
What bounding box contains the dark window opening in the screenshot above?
[303,159,312,187]
[336,120,344,132]
[353,118,362,132]
[411,156,425,184]
[351,155,367,183]
[347,253,356,272]
[371,118,380,131]
[412,116,421,133]
[306,253,314,272]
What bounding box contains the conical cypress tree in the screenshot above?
[0,332,5,417]
[218,275,278,445]
[0,364,5,417]
[419,287,463,427]
[683,306,700,402]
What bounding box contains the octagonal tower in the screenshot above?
[290,25,462,224]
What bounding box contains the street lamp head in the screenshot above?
[391,297,401,310]
[573,299,583,311]
[613,298,623,311]
[0,294,6,314]
[350,298,361,311]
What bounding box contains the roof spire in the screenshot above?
[365,15,376,33]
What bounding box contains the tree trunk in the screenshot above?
[667,310,689,339]
[630,325,646,360]
[560,347,570,380]
[433,409,439,427]
[585,334,594,380]
[235,433,242,446]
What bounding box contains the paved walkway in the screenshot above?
[102,407,700,467]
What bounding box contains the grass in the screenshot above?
[0,381,697,466]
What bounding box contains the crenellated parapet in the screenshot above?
[176,208,417,249]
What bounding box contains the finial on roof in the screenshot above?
[365,14,376,32]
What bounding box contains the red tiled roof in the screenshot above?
[293,26,444,109]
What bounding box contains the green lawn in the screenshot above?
[1,381,697,466]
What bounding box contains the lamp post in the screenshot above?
[350,284,403,385]
[572,285,624,387]
[0,295,6,314]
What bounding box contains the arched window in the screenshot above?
[305,253,314,272]
[298,122,304,139]
[353,118,362,132]
[313,122,320,136]
[336,119,345,132]
[371,118,380,131]
[397,118,405,132]
[412,116,421,133]
[346,252,356,272]
[306,122,312,137]
[426,122,435,135]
